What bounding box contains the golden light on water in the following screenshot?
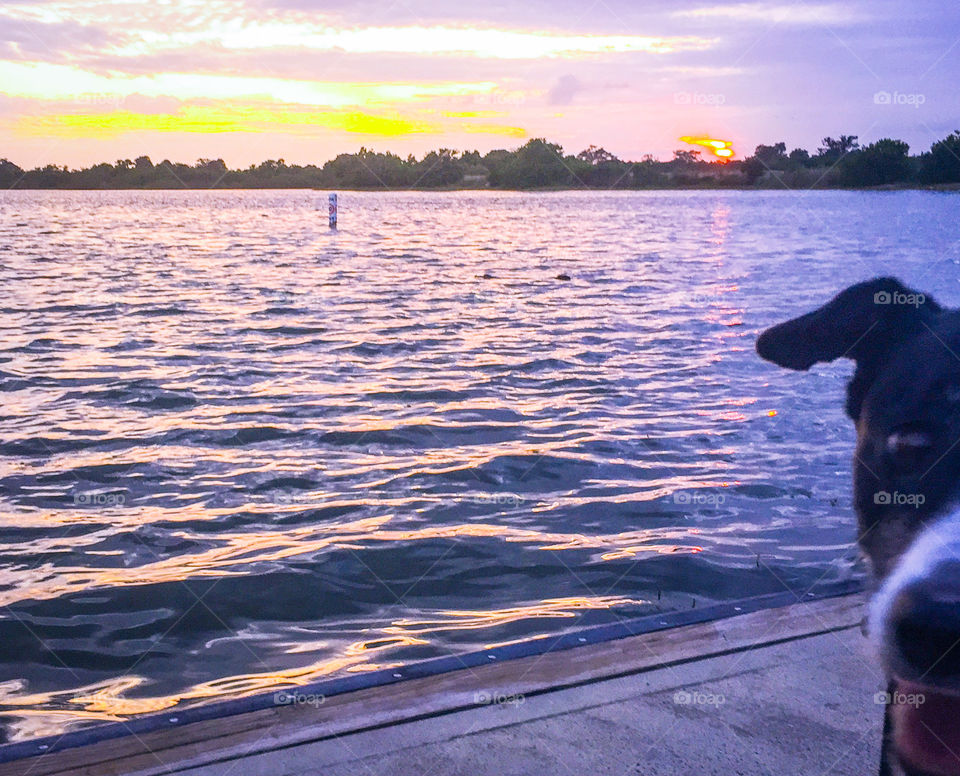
[0,517,705,609]
[0,595,651,735]
[387,597,648,635]
[680,135,736,161]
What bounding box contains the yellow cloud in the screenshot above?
[13,105,526,139]
[19,110,240,136]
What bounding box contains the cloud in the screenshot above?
[0,60,500,106]
[1,0,957,169]
[82,47,517,81]
[547,75,583,105]
[0,93,21,116]
[0,0,716,64]
[10,103,527,139]
[676,3,861,25]
[119,94,183,114]
[0,15,118,61]
[252,0,674,29]
[106,24,714,60]
[655,65,749,77]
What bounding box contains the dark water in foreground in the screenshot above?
[1,190,958,741]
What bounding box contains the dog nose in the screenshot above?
[891,563,960,682]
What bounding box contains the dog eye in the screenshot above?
[886,430,934,469]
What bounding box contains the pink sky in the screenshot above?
[0,0,957,167]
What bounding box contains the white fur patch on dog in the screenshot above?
[869,507,960,670]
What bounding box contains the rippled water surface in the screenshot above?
[1,189,959,742]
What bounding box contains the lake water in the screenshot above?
[1,189,958,742]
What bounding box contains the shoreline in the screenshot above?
[4,183,960,193]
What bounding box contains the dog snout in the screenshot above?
[889,562,960,683]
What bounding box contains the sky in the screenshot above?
[0,0,958,168]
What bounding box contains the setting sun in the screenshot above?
[680,136,736,161]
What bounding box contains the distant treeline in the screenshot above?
[2,132,960,190]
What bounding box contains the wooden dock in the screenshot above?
[0,587,882,776]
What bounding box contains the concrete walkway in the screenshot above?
[186,622,885,776]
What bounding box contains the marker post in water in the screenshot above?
[328,193,338,229]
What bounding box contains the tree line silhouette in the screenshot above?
[2,132,959,190]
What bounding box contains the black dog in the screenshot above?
[758,277,960,776]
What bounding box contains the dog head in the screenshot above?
[758,277,960,776]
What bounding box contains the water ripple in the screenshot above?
[1,189,958,741]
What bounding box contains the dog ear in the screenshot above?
[757,277,940,419]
